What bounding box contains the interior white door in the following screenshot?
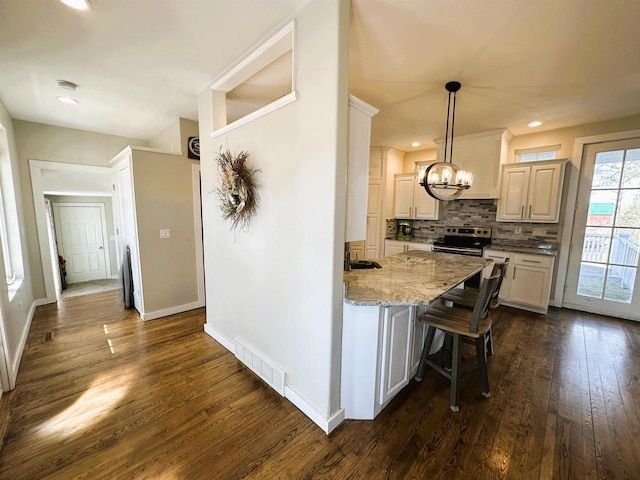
[54,204,108,284]
[564,138,640,320]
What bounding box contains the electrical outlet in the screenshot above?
[514,226,522,234]
[160,229,171,239]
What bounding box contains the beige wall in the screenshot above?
[402,148,436,173]
[131,150,199,313]
[13,120,147,298]
[149,118,199,155]
[198,0,349,427]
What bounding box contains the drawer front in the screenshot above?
[512,253,553,269]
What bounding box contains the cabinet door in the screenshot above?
[527,163,564,222]
[379,306,413,405]
[350,241,365,262]
[384,240,407,257]
[393,175,415,218]
[413,179,439,219]
[509,261,551,308]
[368,180,381,216]
[365,216,380,259]
[406,242,432,252]
[497,166,530,221]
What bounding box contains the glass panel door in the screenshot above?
[564,138,640,320]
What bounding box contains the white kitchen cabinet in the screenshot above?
[384,239,432,257]
[435,129,512,199]
[350,241,365,261]
[379,306,413,404]
[341,302,444,420]
[508,253,553,311]
[345,95,379,242]
[483,249,554,314]
[496,159,566,223]
[393,173,439,220]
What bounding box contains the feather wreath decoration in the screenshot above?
[214,148,260,231]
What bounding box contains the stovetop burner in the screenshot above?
[432,226,492,256]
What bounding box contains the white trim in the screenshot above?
[349,94,379,117]
[210,91,298,139]
[30,160,112,303]
[211,20,295,92]
[284,386,345,434]
[203,324,236,353]
[192,165,205,306]
[52,202,112,281]
[556,128,640,306]
[9,298,50,389]
[140,300,204,321]
[44,190,112,197]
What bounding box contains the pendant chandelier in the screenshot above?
[421,81,473,201]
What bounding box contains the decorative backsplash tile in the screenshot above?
[387,199,560,247]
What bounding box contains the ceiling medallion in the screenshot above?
[421,81,474,201]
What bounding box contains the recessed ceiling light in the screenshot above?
[56,96,79,104]
[411,142,421,147]
[528,121,542,127]
[59,0,92,10]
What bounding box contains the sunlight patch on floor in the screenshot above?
[33,368,134,439]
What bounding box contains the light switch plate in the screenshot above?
[160,228,171,239]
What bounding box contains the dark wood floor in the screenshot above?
[1,290,639,479]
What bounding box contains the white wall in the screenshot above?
[198,0,349,431]
[0,101,37,388]
[13,120,148,298]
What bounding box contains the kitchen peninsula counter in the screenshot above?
[343,251,488,306]
[340,251,489,422]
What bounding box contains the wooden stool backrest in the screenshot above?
[489,259,510,302]
[469,273,501,333]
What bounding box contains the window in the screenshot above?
[516,144,560,162]
[0,125,23,295]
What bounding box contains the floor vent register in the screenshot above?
[235,338,286,396]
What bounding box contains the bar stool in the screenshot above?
[415,273,501,411]
[440,259,509,357]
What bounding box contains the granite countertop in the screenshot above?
[343,251,488,306]
[485,243,558,256]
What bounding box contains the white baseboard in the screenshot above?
[141,300,205,321]
[9,298,49,389]
[285,386,345,434]
[202,324,345,434]
[203,324,235,353]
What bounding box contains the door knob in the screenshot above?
[99,246,104,249]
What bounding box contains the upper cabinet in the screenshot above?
[393,173,439,220]
[496,159,567,223]
[435,129,512,199]
[345,95,379,242]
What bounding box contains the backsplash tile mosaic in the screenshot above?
[387,199,560,248]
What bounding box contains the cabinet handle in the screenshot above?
[414,206,417,217]
[521,205,524,218]
[513,266,516,280]
[520,259,542,264]
[528,205,532,218]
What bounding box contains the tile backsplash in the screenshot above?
[386,199,560,247]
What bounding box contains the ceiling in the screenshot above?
[2,0,640,152]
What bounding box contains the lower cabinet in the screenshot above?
[341,303,443,420]
[483,249,554,314]
[384,239,433,257]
